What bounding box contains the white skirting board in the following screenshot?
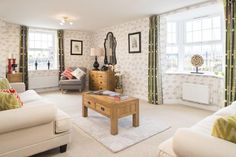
[182,83,209,104]
[29,76,59,89]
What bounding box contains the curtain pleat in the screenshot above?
[148,15,163,105]
[19,26,29,90]
[224,0,236,106]
[58,30,65,78]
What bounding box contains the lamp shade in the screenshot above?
[90,48,104,56]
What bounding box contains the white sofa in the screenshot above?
[0,83,72,157]
[158,102,236,157]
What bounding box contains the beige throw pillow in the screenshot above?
[71,68,85,80]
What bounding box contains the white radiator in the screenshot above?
[182,83,209,104]
[29,75,59,89]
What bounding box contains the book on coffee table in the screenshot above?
[88,90,129,101]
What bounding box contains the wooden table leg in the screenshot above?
[133,102,139,127]
[82,105,88,117]
[111,116,118,135]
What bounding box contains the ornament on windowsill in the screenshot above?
[47,60,50,70]
[35,60,38,70]
[191,54,204,74]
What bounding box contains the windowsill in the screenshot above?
[165,71,224,79]
[29,69,59,72]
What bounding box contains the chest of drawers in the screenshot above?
[89,70,115,91]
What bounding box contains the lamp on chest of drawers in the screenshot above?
[90,48,104,70]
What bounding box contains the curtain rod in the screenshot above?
[158,0,219,16]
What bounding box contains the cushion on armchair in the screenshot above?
[0,92,22,111]
[71,67,85,80]
[61,68,73,79]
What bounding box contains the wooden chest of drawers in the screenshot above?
[7,73,23,83]
[89,70,115,91]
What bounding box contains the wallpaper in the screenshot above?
[92,18,149,100]
[0,19,20,78]
[64,30,94,69]
[163,73,224,107]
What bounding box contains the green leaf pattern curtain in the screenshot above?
[19,26,29,89]
[224,0,236,106]
[58,30,65,77]
[148,15,163,105]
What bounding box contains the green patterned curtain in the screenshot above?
[224,0,236,106]
[148,15,163,105]
[58,30,65,77]
[19,26,29,89]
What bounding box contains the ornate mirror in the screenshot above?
[103,32,117,67]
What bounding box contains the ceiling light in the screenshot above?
[59,17,73,26]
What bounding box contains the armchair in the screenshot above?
[59,67,87,92]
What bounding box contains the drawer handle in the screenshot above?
[100,82,102,84]
[99,75,103,77]
[101,107,105,111]
[88,101,91,104]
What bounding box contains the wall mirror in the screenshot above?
[103,32,117,70]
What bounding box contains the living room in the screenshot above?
[0,0,235,157]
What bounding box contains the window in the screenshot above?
[166,15,224,75]
[28,29,58,70]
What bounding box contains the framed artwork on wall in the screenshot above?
[128,32,141,53]
[70,40,83,55]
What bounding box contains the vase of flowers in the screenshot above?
[114,65,123,94]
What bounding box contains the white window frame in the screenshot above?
[28,28,58,71]
[166,13,225,74]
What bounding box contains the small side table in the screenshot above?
[7,73,23,83]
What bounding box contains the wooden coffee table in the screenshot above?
[82,93,139,135]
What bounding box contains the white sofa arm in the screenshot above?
[0,104,57,134]
[173,128,236,157]
[10,82,26,93]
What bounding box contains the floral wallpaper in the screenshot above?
[64,30,94,69]
[0,19,20,78]
[92,18,149,100]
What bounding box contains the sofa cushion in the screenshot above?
[61,68,73,79]
[0,89,23,106]
[19,90,42,104]
[214,102,236,116]
[0,78,11,89]
[212,115,236,144]
[59,79,82,85]
[55,109,71,133]
[71,67,85,80]
[0,92,22,111]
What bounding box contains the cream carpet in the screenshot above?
[45,92,170,152]
[35,91,213,157]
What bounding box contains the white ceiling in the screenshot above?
[0,0,209,31]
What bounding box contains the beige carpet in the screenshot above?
[70,104,170,152]
[34,91,213,157]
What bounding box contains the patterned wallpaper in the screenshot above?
[92,18,149,100]
[64,30,94,69]
[0,19,20,77]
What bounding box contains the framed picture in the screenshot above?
[128,32,141,53]
[70,40,83,55]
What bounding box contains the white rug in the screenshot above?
[44,93,170,153]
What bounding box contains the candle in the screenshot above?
[8,53,11,59]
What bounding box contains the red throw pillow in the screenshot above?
[0,89,23,106]
[61,68,73,79]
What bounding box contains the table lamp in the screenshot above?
[90,48,104,70]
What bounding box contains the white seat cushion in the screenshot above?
[55,109,71,133]
[19,90,41,103]
[214,102,236,116]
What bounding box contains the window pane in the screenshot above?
[202,18,211,29]
[192,20,201,31]
[202,29,212,41]
[193,31,201,42]
[186,22,192,32]
[28,29,57,70]
[212,28,221,40]
[213,16,221,28]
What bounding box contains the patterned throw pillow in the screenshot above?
[212,115,236,143]
[61,68,73,79]
[0,89,23,106]
[0,78,11,89]
[71,68,85,80]
[0,92,22,111]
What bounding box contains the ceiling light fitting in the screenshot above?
[59,17,73,26]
